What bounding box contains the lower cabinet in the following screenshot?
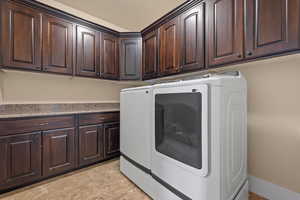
[42,128,76,177]
[0,112,120,192]
[0,132,42,190]
[79,125,104,167]
[104,123,120,159]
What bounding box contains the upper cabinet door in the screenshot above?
[245,0,300,58]
[180,3,205,72]
[119,38,142,80]
[76,25,100,78]
[101,33,119,80]
[159,17,181,75]
[142,30,158,80]
[42,14,74,75]
[206,0,244,67]
[1,2,42,70]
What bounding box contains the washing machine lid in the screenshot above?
[121,85,152,92]
[153,71,242,88]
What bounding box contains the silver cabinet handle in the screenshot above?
[39,122,49,126]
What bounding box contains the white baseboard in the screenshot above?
[249,176,300,200]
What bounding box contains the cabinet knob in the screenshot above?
[247,51,253,56]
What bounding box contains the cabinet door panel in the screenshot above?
[159,17,181,75]
[79,125,104,167]
[0,132,42,190]
[101,33,119,80]
[180,3,205,72]
[206,0,244,66]
[43,15,73,74]
[245,0,300,58]
[142,30,158,79]
[43,128,75,177]
[119,38,141,80]
[76,26,100,77]
[104,123,120,159]
[1,2,41,70]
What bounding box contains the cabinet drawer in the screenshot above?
[79,112,119,126]
[0,116,75,136]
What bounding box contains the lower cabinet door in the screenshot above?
[79,125,104,167]
[104,123,120,159]
[42,128,76,177]
[0,132,42,190]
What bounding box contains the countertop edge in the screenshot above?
[0,109,120,119]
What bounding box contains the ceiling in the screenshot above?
[53,0,186,32]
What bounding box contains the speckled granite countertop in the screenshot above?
[0,103,120,118]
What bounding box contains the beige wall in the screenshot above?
[0,70,142,104]
[36,0,129,32]
[236,55,300,193]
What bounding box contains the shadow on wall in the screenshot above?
[0,69,144,104]
[235,54,300,194]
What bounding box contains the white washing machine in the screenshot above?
[120,85,156,197]
[120,72,248,200]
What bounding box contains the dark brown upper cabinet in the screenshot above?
[42,14,74,75]
[101,33,119,80]
[42,128,76,177]
[79,125,104,167]
[142,30,158,80]
[206,0,244,67]
[119,37,142,80]
[76,25,101,78]
[159,17,181,75]
[179,3,205,72]
[0,132,42,191]
[245,0,300,58]
[104,123,120,159]
[1,2,42,71]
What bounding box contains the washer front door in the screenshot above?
[151,83,209,199]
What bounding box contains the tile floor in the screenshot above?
[0,159,266,200]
